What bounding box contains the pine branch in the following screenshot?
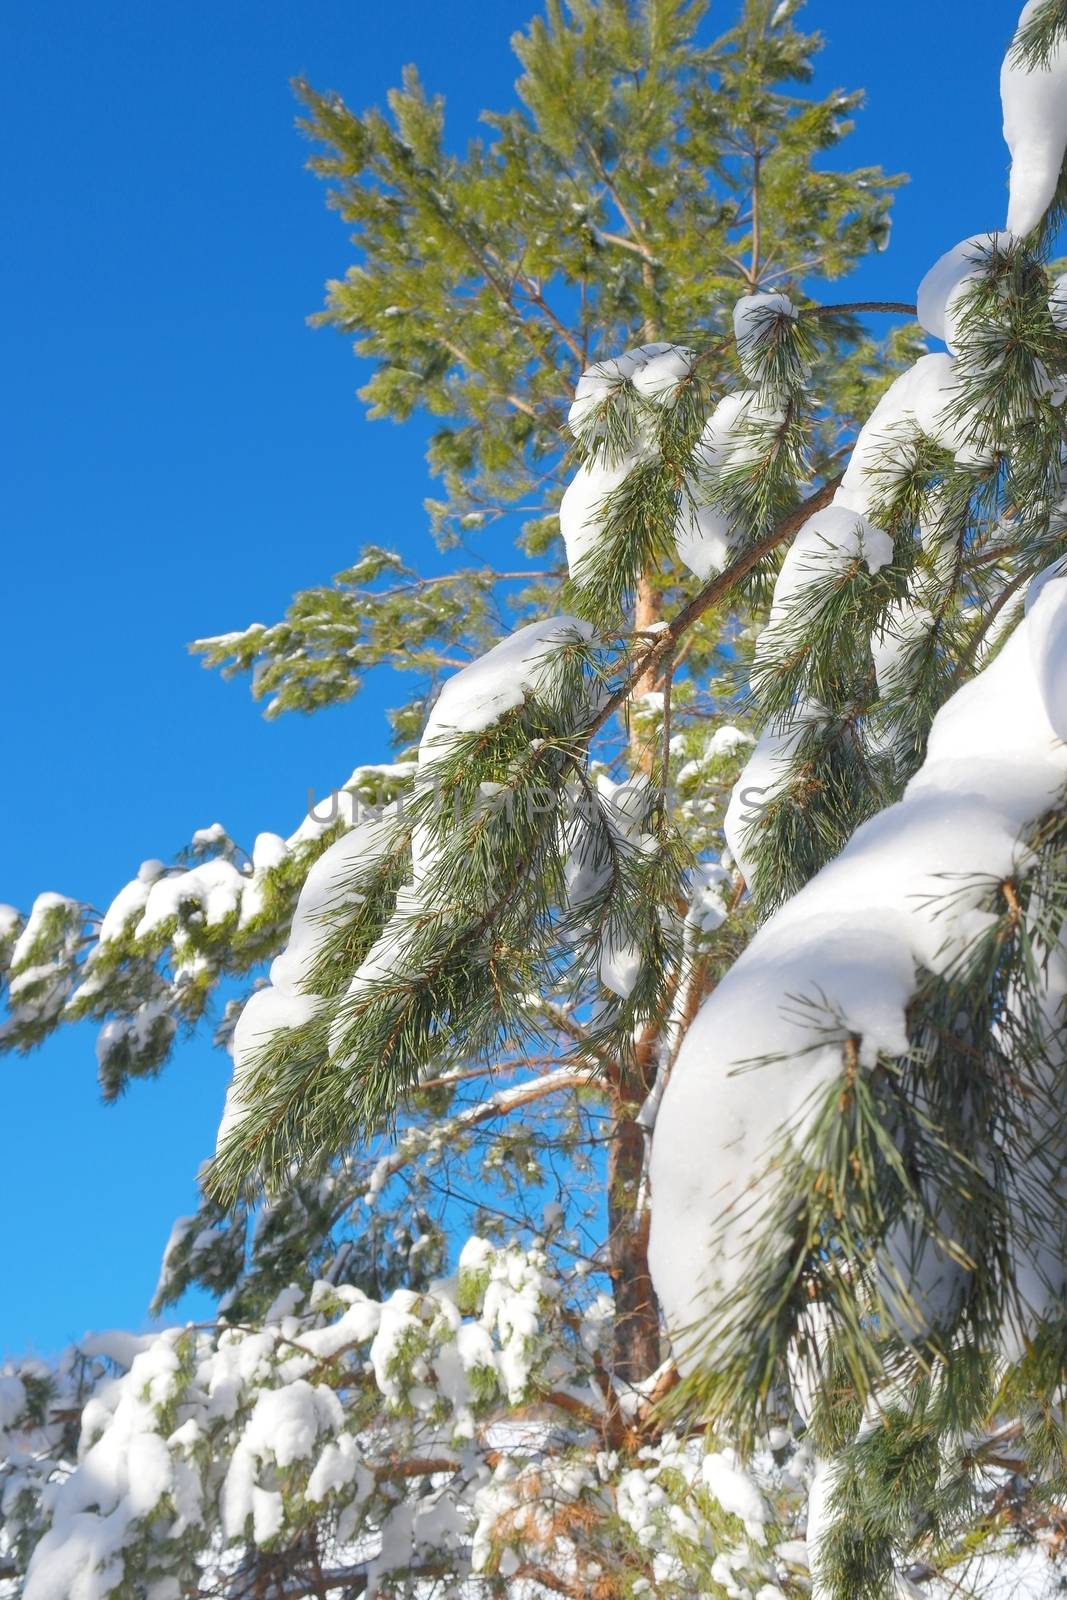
[803,301,917,318]
[588,473,845,741]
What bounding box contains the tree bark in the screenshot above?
[607,1108,661,1384]
[607,1022,663,1385]
[629,570,664,774]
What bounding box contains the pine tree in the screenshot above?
[9,1,1067,1596]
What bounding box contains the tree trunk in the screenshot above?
[629,571,664,774]
[607,1023,663,1385]
[607,1110,661,1384]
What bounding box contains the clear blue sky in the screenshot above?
[1,0,1019,1354]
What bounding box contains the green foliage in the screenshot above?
[195,0,901,726]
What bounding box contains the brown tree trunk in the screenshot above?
[629,571,663,774]
[607,1022,663,1385]
[607,1109,661,1384]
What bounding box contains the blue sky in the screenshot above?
[2,0,1021,1353]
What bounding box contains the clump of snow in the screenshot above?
[97,862,167,945]
[239,1379,343,1468]
[724,702,826,889]
[871,600,935,698]
[565,342,777,586]
[216,986,323,1152]
[306,1432,366,1503]
[567,341,696,442]
[190,822,228,851]
[757,504,893,659]
[652,571,1067,1368]
[564,774,658,997]
[418,617,594,765]
[8,893,79,972]
[708,724,755,759]
[136,859,245,939]
[268,816,393,998]
[559,456,640,580]
[917,233,1013,351]
[686,861,731,937]
[733,292,798,382]
[564,342,700,581]
[701,1449,769,1540]
[1002,0,1067,237]
[630,343,697,401]
[674,495,734,581]
[836,354,991,515]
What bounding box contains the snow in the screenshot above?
[565,344,782,586]
[757,504,893,651]
[241,1378,341,1468]
[836,354,991,516]
[567,341,695,441]
[97,862,166,944]
[269,816,393,997]
[669,389,794,583]
[563,774,658,996]
[250,1486,283,1544]
[9,893,78,971]
[369,1293,425,1403]
[216,811,399,1149]
[707,724,754,759]
[686,862,731,936]
[674,495,734,581]
[804,1458,834,1600]
[733,292,798,382]
[559,455,638,580]
[305,1434,366,1503]
[136,858,245,938]
[78,1331,159,1369]
[419,617,594,764]
[191,822,227,850]
[701,390,788,472]
[630,343,697,401]
[21,1337,183,1600]
[296,1296,381,1358]
[916,233,1012,350]
[652,570,1067,1369]
[1002,0,1067,236]
[871,600,935,698]
[216,984,322,1151]
[701,1450,768,1539]
[724,701,826,890]
[250,831,287,873]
